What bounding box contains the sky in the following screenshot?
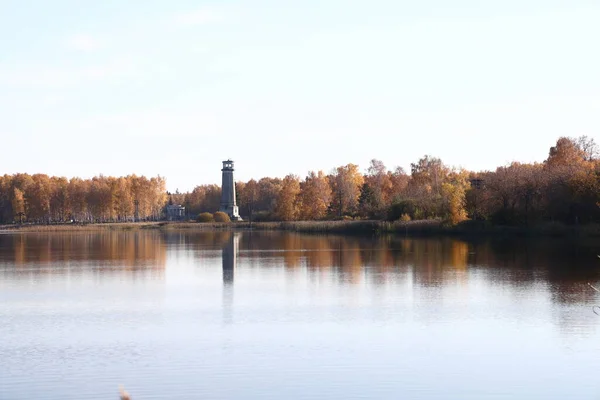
[1,0,599,192]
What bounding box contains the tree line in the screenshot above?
[176,136,599,226]
[1,136,598,226]
[0,174,167,224]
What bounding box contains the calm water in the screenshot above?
[1,231,600,399]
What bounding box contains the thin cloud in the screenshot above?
[172,9,222,27]
[0,58,137,88]
[65,34,104,52]
[90,109,221,138]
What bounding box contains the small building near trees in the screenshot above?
[165,204,186,221]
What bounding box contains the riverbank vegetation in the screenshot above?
[3,219,600,239]
[1,136,598,232]
[0,175,167,224]
[182,136,600,227]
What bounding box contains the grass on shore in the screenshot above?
[2,219,600,238]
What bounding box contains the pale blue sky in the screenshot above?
[1,0,599,191]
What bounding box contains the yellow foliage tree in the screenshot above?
[441,170,470,225]
[329,164,364,217]
[298,171,331,220]
[12,188,25,221]
[546,137,586,169]
[274,174,301,221]
[0,173,168,224]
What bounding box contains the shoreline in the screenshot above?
[1,220,599,238]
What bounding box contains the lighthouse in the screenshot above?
[220,160,242,221]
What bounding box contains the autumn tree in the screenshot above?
[388,166,409,202]
[203,185,222,212]
[568,162,600,223]
[12,188,25,222]
[403,156,449,219]
[237,179,258,220]
[27,174,52,222]
[329,164,364,218]
[50,177,70,221]
[410,155,447,195]
[184,184,221,215]
[358,183,376,218]
[546,137,586,169]
[168,189,186,206]
[0,173,168,224]
[359,159,392,218]
[149,176,168,219]
[69,178,89,222]
[274,174,301,221]
[484,163,524,224]
[0,176,13,222]
[253,177,282,220]
[440,170,470,224]
[298,171,331,220]
[113,177,133,221]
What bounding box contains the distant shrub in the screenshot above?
[197,212,214,223]
[251,211,274,222]
[399,213,411,222]
[213,211,231,223]
[388,200,417,221]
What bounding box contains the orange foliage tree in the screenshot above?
[329,164,364,218]
[298,171,331,220]
[0,173,167,224]
[274,174,301,221]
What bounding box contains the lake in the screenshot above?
[1,230,599,399]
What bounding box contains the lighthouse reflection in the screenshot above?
[222,232,240,326]
[222,232,240,285]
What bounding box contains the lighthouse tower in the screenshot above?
[220,160,242,221]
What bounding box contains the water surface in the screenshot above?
[1,231,599,399]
